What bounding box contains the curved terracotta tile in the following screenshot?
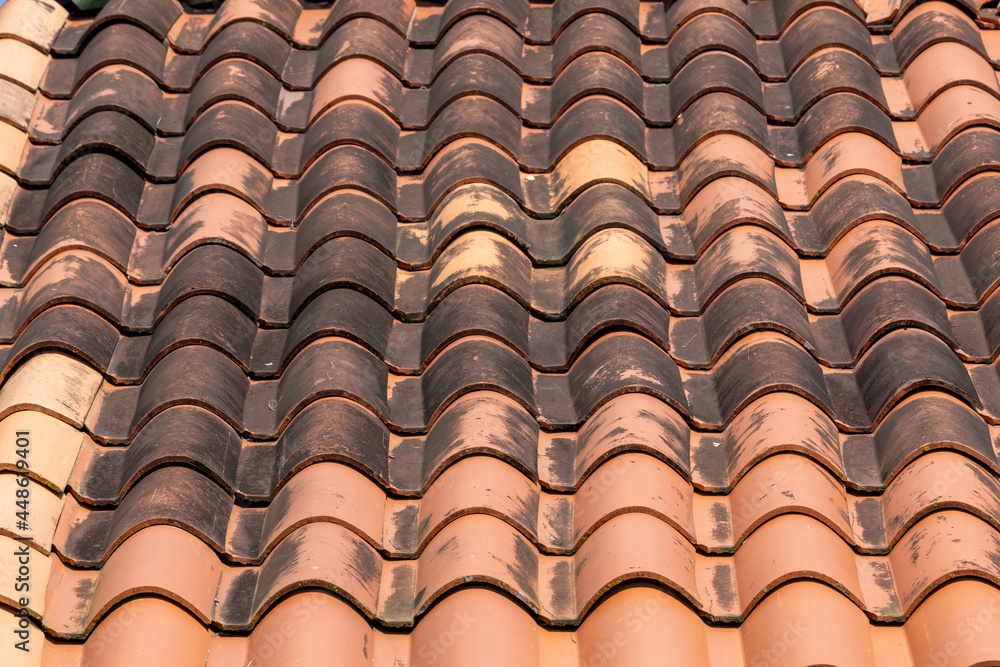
[664,0,752,42]
[647,11,758,80]
[18,170,974,309]
[684,225,804,310]
[956,219,1000,303]
[71,391,535,501]
[731,513,871,615]
[414,14,526,85]
[837,277,954,362]
[41,596,214,667]
[0,0,67,52]
[0,473,62,554]
[739,580,878,665]
[198,0,300,46]
[8,243,992,414]
[676,134,776,207]
[64,431,1000,563]
[131,133,658,225]
[809,174,923,249]
[903,579,1000,664]
[310,57,404,123]
[7,154,145,234]
[0,536,49,620]
[407,0,521,44]
[51,0,180,55]
[41,22,168,98]
[0,351,101,428]
[45,525,223,636]
[0,175,755,287]
[167,21,298,92]
[941,172,1000,246]
[29,65,164,142]
[0,36,50,91]
[679,177,789,255]
[903,42,999,114]
[783,47,888,121]
[674,277,818,367]
[0,410,86,492]
[823,221,938,305]
[879,450,1000,545]
[854,328,980,424]
[165,0,411,54]
[54,465,235,566]
[790,92,897,162]
[292,0,412,48]
[234,459,391,557]
[262,18,407,105]
[908,128,1000,208]
[166,147,274,224]
[0,77,36,131]
[32,11,882,140]
[0,200,136,287]
[723,453,855,548]
[25,34,992,224]
[660,50,765,118]
[0,251,132,341]
[779,7,875,74]
[83,279,654,384]
[0,123,28,177]
[889,511,1000,615]
[905,85,1000,157]
[58,450,690,561]
[891,1,986,69]
[179,57,285,130]
[797,132,904,207]
[720,391,846,485]
[773,0,866,36]
[709,332,845,427]
[19,113,155,187]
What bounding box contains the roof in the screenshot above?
[3,0,1000,664]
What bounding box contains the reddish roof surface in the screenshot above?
[4,0,1000,664]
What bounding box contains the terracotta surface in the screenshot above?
[4,0,1000,663]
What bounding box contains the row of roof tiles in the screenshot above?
[6,170,1000,263]
[6,360,998,497]
[37,5,999,94]
[15,328,1000,434]
[1,582,998,666]
[45,0,928,48]
[7,210,1000,306]
[11,276,1000,377]
[30,509,1000,630]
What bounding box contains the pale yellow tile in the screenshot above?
[0,354,103,428]
[0,122,26,175]
[0,412,86,491]
[0,535,50,617]
[0,607,43,666]
[0,38,47,90]
[0,474,62,551]
[0,0,68,52]
[0,79,35,130]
